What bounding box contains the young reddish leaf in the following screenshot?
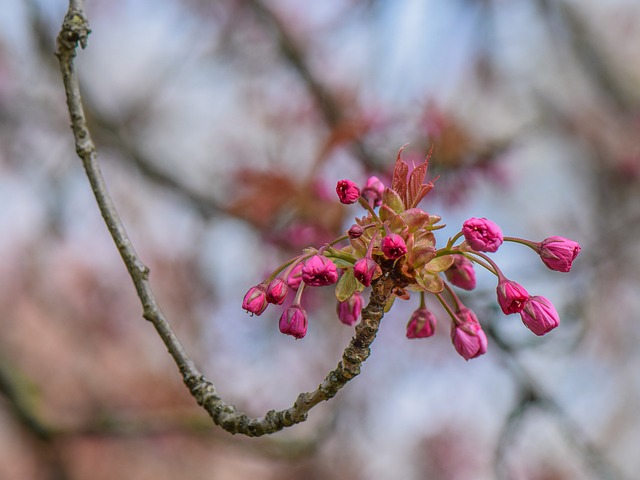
[391,147,409,207]
[408,161,429,208]
[400,208,431,233]
[412,179,437,208]
[392,286,411,300]
[407,148,434,208]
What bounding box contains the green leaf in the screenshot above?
[415,271,444,293]
[335,269,358,302]
[427,214,442,226]
[332,258,356,269]
[424,255,455,273]
[379,205,397,224]
[407,161,429,208]
[382,188,404,214]
[384,294,396,313]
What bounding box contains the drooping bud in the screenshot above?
[286,263,304,291]
[242,284,268,316]
[362,176,385,207]
[406,307,437,338]
[336,179,361,204]
[444,255,476,290]
[348,224,364,239]
[266,277,288,305]
[496,277,529,314]
[520,296,560,336]
[353,257,379,287]
[462,217,503,253]
[451,307,487,360]
[538,236,581,273]
[381,233,407,260]
[302,254,338,287]
[337,292,364,326]
[279,304,308,339]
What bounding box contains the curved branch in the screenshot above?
[55,2,393,437]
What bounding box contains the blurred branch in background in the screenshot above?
[1,0,640,478]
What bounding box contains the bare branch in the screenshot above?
[55,1,393,437]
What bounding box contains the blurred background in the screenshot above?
[1,0,639,479]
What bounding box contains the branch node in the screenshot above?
[59,10,91,52]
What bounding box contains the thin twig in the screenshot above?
[55,1,393,437]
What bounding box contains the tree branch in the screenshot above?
[55,1,393,437]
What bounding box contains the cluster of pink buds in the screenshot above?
[242,147,581,358]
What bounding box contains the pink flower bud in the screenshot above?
[337,292,364,326]
[353,257,379,287]
[242,284,268,316]
[538,236,581,272]
[496,277,529,314]
[520,296,560,336]
[444,255,476,290]
[279,305,308,339]
[336,179,361,204]
[302,254,338,287]
[286,263,304,291]
[381,233,407,260]
[451,307,487,360]
[406,307,437,338]
[348,224,364,239]
[266,277,288,305]
[462,217,503,253]
[362,176,385,207]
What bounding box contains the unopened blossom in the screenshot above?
[362,176,385,207]
[242,284,268,316]
[538,236,581,273]
[337,292,364,326]
[302,254,338,287]
[520,296,560,336]
[496,277,529,314]
[381,233,407,260]
[279,305,308,339]
[462,217,503,253]
[444,255,476,290]
[354,257,379,287]
[406,307,437,339]
[451,307,487,360]
[286,263,304,290]
[266,277,288,305]
[348,224,364,239]
[336,179,361,204]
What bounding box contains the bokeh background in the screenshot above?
[1,0,639,479]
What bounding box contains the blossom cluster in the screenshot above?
[242,148,581,360]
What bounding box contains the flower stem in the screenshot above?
[358,197,382,224]
[503,236,539,251]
